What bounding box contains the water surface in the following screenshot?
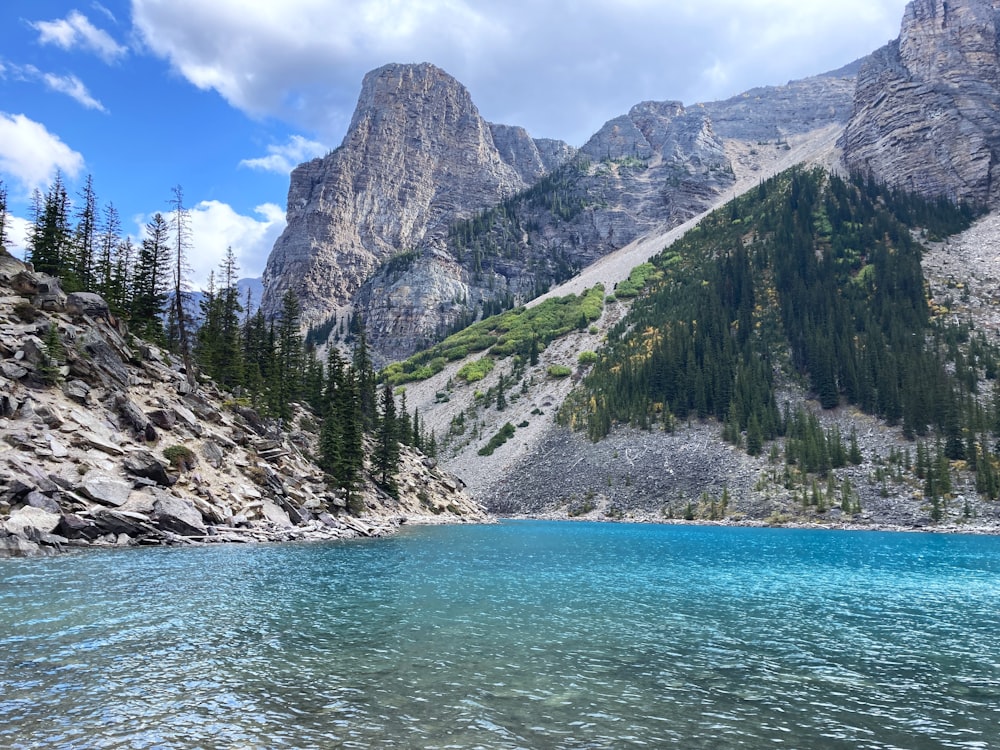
[2,521,999,748]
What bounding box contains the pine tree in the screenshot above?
[131,213,171,344]
[0,179,8,248]
[272,290,303,421]
[71,174,98,292]
[168,186,195,385]
[29,172,71,277]
[375,382,400,496]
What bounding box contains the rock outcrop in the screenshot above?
[261,62,571,328]
[841,0,1000,204]
[0,248,488,558]
[698,60,862,141]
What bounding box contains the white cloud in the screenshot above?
[32,10,127,64]
[41,72,107,112]
[0,113,85,195]
[4,64,107,111]
[131,0,908,146]
[182,201,285,289]
[2,215,32,260]
[239,135,328,174]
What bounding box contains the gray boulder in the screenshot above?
[4,505,61,537]
[152,494,206,536]
[78,470,131,507]
[65,292,110,320]
[123,450,175,486]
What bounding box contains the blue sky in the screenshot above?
[0,0,909,289]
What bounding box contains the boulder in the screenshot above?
[147,409,176,430]
[0,534,48,558]
[78,470,132,507]
[65,292,110,320]
[4,505,61,536]
[123,450,175,486]
[152,494,206,536]
[57,512,101,540]
[62,379,91,404]
[259,499,293,528]
[114,394,155,441]
[25,490,61,514]
[91,509,153,537]
[200,439,224,469]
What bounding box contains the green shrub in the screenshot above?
[457,357,495,382]
[163,444,197,471]
[478,422,516,456]
[577,350,598,365]
[547,364,573,378]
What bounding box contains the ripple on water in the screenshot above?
[2,523,1000,749]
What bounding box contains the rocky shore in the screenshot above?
[0,248,489,559]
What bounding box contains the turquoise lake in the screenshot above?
[2,520,1000,749]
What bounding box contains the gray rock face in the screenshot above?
[699,60,862,141]
[261,62,566,327]
[841,0,1000,203]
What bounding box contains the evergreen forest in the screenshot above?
[559,168,1000,505]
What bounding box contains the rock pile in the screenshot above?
[0,248,488,558]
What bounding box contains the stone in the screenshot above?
[0,534,47,558]
[147,409,176,430]
[91,509,153,537]
[152,494,206,536]
[123,450,175,486]
[0,361,28,380]
[200,439,224,469]
[65,292,110,320]
[259,499,293,528]
[4,505,61,536]
[115,394,153,437]
[25,490,61,514]
[71,431,124,456]
[78,470,132,507]
[48,435,69,458]
[63,379,90,404]
[57,512,101,540]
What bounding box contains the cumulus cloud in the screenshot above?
[179,201,284,289]
[239,135,328,174]
[31,9,127,64]
[131,0,906,146]
[0,113,85,195]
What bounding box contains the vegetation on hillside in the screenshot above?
[560,167,1000,504]
[382,285,605,385]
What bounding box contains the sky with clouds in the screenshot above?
[0,0,910,288]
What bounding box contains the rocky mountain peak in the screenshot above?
[841,0,1000,204]
[261,62,567,326]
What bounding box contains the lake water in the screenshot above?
[2,521,999,749]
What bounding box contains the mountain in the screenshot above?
[370,0,1000,530]
[260,63,571,330]
[261,61,859,365]
[841,0,1000,203]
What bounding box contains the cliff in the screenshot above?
[260,62,570,328]
[841,0,1000,204]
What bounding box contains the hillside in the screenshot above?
[0,250,487,557]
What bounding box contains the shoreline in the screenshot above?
[496,512,1000,536]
